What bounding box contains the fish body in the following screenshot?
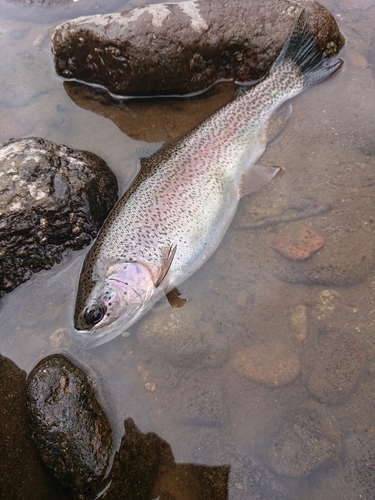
[72,12,342,348]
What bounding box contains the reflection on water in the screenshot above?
[1,0,375,498]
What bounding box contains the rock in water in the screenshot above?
[0,354,68,499]
[51,0,344,97]
[24,354,113,499]
[267,403,341,477]
[0,137,118,297]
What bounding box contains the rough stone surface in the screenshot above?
[228,454,291,500]
[307,330,366,403]
[0,137,118,296]
[180,385,225,426]
[267,403,341,477]
[343,433,375,498]
[52,0,344,97]
[0,354,68,500]
[268,226,324,260]
[24,354,113,499]
[231,341,300,387]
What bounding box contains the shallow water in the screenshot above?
[1,0,375,498]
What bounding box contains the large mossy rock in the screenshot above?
[52,0,344,97]
[0,137,118,296]
[24,354,113,499]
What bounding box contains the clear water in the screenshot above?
[1,0,375,498]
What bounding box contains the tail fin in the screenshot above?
[270,10,343,88]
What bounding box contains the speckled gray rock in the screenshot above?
[307,330,366,403]
[180,384,225,426]
[0,137,118,296]
[267,403,341,477]
[51,0,344,97]
[0,354,69,499]
[343,434,375,498]
[228,454,291,500]
[24,354,113,499]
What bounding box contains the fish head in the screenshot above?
[71,261,157,349]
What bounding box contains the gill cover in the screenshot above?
[71,261,158,349]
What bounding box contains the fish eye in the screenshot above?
[83,302,106,326]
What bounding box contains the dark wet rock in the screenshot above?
[272,229,375,286]
[0,137,118,297]
[0,353,68,500]
[228,454,291,500]
[267,403,341,476]
[343,433,375,498]
[52,0,344,97]
[24,354,113,499]
[104,418,229,500]
[307,330,366,403]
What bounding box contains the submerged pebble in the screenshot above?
[267,403,341,477]
[343,433,375,498]
[290,304,307,341]
[228,454,291,500]
[268,225,324,260]
[0,354,68,499]
[230,341,300,387]
[180,384,225,426]
[273,229,374,286]
[24,354,113,499]
[137,301,228,368]
[307,330,366,403]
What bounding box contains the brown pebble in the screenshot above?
[231,342,300,387]
[268,226,324,260]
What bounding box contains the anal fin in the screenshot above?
[166,287,187,308]
[240,164,281,197]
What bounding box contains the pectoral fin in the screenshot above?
[166,287,187,308]
[240,164,281,197]
[154,245,177,287]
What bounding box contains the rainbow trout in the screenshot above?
[72,12,342,348]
